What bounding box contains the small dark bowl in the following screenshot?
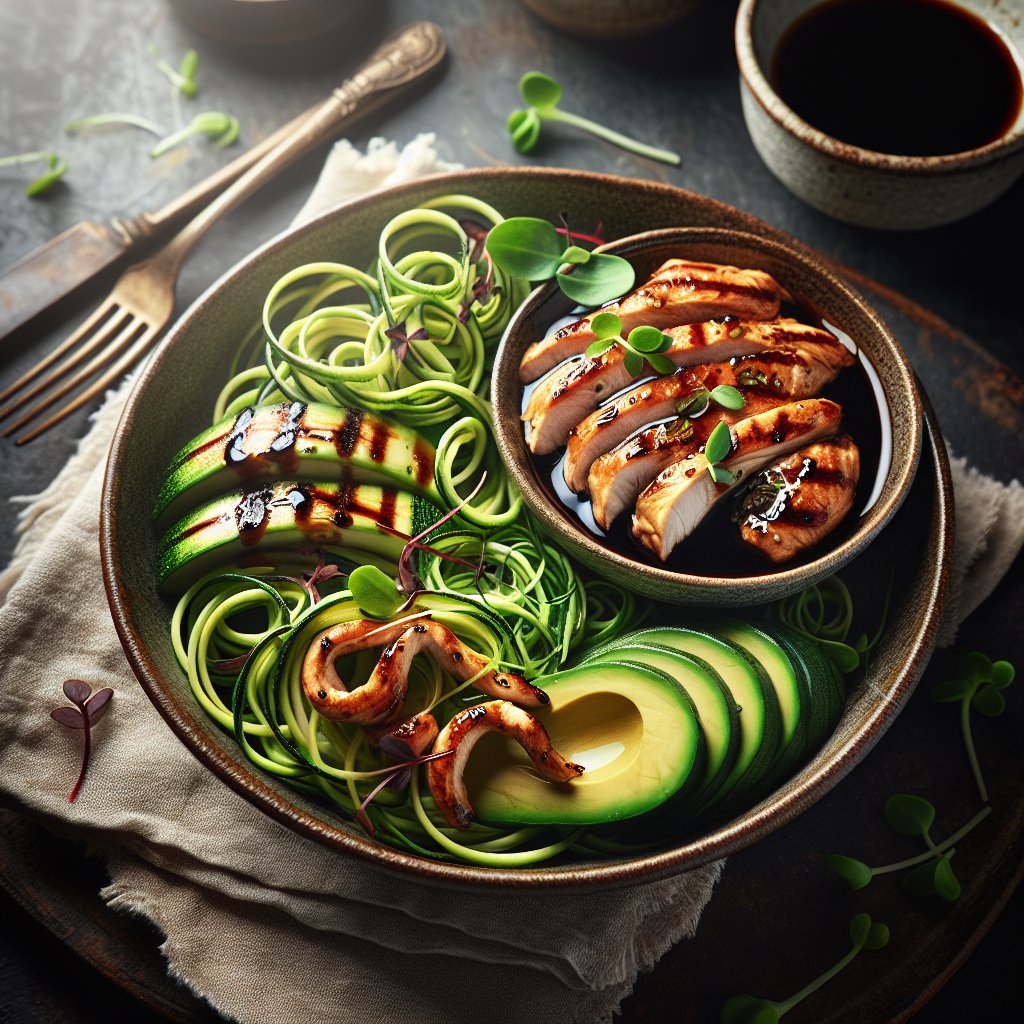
[492,226,922,606]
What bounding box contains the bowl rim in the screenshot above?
[494,224,923,602]
[735,0,1024,173]
[101,166,950,891]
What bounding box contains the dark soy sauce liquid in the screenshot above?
[529,302,886,579]
[771,0,1023,156]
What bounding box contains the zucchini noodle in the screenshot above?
[166,195,644,866]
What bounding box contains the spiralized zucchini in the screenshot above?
[170,195,642,865]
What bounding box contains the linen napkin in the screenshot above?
[0,133,724,1024]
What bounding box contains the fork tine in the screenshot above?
[0,300,122,406]
[2,315,149,437]
[0,305,134,423]
[11,323,162,445]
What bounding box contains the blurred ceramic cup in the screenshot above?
[520,0,701,40]
[735,0,1024,229]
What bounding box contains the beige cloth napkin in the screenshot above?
[0,134,724,1024]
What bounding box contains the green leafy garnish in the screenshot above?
[348,565,404,620]
[720,914,889,1023]
[676,383,746,418]
[704,419,735,485]
[583,312,674,376]
[508,72,681,166]
[484,216,634,306]
[0,151,69,197]
[149,44,200,97]
[150,111,240,157]
[65,113,165,138]
[826,802,991,899]
[931,651,1014,804]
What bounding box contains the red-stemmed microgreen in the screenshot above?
[350,477,489,618]
[508,71,681,166]
[584,311,675,376]
[50,680,114,802]
[384,323,429,365]
[704,419,736,485]
[355,740,454,838]
[0,151,69,197]
[826,797,992,901]
[148,43,200,97]
[555,213,605,248]
[930,651,1014,804]
[150,111,240,158]
[721,914,889,1024]
[485,216,635,306]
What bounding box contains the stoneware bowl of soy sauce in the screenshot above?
[492,226,922,606]
[736,0,1024,229]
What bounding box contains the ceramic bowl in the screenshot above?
[166,0,361,45]
[103,168,950,890]
[519,0,701,39]
[735,0,1024,229]
[492,226,922,607]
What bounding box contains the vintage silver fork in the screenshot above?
[0,21,445,445]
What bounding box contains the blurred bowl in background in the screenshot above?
[166,0,363,45]
[736,0,1024,229]
[519,0,701,40]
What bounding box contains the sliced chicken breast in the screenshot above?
[738,435,861,563]
[632,399,844,561]
[564,343,850,495]
[519,259,785,382]
[523,319,851,456]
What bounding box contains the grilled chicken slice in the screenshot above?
[738,435,861,563]
[632,399,844,560]
[523,319,851,455]
[563,344,850,495]
[519,259,785,382]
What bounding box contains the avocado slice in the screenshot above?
[581,642,739,812]
[465,662,704,826]
[156,480,442,596]
[154,401,440,530]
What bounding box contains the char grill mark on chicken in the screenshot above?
[519,258,786,382]
[738,435,861,563]
[632,398,844,561]
[523,318,852,456]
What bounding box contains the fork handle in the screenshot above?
[147,22,446,275]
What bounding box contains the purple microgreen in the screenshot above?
[211,651,254,673]
[302,548,345,604]
[554,219,606,247]
[459,218,491,264]
[51,680,114,802]
[355,746,454,838]
[385,323,429,366]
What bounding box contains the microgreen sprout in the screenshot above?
[0,151,69,197]
[65,113,165,138]
[704,419,736,485]
[150,111,240,158]
[50,679,114,802]
[584,311,674,377]
[930,651,1014,804]
[355,738,454,838]
[720,913,889,1023]
[676,384,746,418]
[148,44,200,97]
[826,799,992,900]
[508,71,681,166]
[484,216,634,306]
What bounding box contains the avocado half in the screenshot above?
[465,662,705,826]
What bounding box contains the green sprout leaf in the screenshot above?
[990,660,1015,688]
[645,353,676,375]
[711,384,747,410]
[584,337,616,359]
[932,855,961,901]
[677,387,711,417]
[149,43,200,97]
[826,854,873,892]
[509,70,681,166]
[972,685,1006,717]
[150,111,240,158]
[0,151,69,197]
[65,112,165,137]
[704,420,734,466]
[560,244,591,265]
[348,565,402,619]
[929,677,971,702]
[623,350,643,377]
[627,325,670,353]
[485,217,563,279]
[556,252,635,305]
[709,464,737,485]
[864,922,891,951]
[884,794,936,837]
[848,912,872,947]
[591,311,622,339]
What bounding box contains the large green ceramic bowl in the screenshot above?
[102,168,952,890]
[492,225,922,606]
